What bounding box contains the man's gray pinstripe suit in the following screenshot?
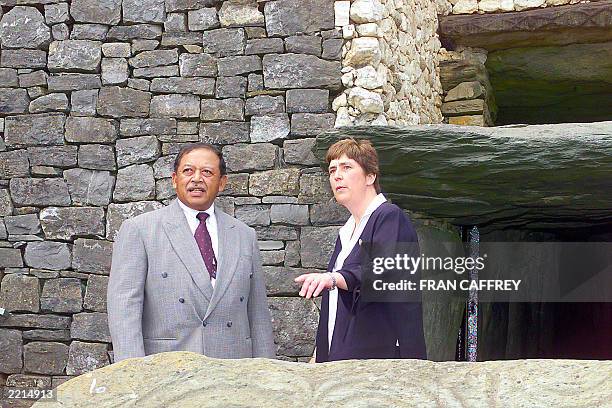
[107,199,275,362]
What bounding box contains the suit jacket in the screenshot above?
[316,202,427,362]
[107,199,275,362]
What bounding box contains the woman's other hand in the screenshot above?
[294,273,334,299]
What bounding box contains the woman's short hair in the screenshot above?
[325,138,381,193]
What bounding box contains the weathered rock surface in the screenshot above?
[34,354,612,407]
[0,6,50,49]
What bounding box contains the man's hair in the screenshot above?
[325,138,381,194]
[173,143,227,176]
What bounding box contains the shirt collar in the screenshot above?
[177,198,215,220]
[339,193,387,235]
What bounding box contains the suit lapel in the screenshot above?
[204,209,239,320]
[162,200,213,302]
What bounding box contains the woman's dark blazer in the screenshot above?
[315,202,427,362]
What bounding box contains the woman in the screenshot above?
[295,138,427,362]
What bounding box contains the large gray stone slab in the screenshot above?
[284,35,321,56]
[70,24,109,40]
[116,136,160,168]
[250,114,290,142]
[65,116,117,143]
[235,204,270,226]
[269,297,318,356]
[223,143,276,172]
[263,54,341,90]
[0,329,23,373]
[245,95,284,116]
[264,0,334,37]
[286,89,329,113]
[0,247,24,267]
[0,274,40,312]
[40,206,105,240]
[187,7,218,31]
[245,38,284,55]
[0,68,19,87]
[123,0,165,23]
[97,86,151,118]
[113,164,156,202]
[179,53,217,77]
[0,49,46,68]
[0,88,29,114]
[129,49,178,68]
[4,113,65,148]
[10,177,71,207]
[83,274,108,311]
[0,6,50,49]
[72,238,112,274]
[120,118,177,136]
[29,93,69,113]
[48,73,101,91]
[4,213,41,235]
[78,144,116,170]
[101,58,129,85]
[0,313,70,330]
[70,312,111,342]
[202,28,245,57]
[150,77,215,96]
[200,98,244,121]
[299,226,340,268]
[65,341,109,376]
[28,146,77,168]
[107,24,162,41]
[24,342,68,375]
[106,201,163,240]
[217,55,261,76]
[64,168,115,206]
[290,113,334,137]
[249,169,300,196]
[48,40,102,73]
[270,204,309,226]
[150,94,200,118]
[215,76,246,98]
[40,278,83,313]
[309,200,349,226]
[22,330,71,342]
[218,0,263,27]
[24,241,71,270]
[70,0,121,24]
[298,172,332,204]
[283,138,319,166]
[18,70,48,88]
[199,121,249,145]
[0,149,29,179]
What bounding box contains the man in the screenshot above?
[107,143,275,362]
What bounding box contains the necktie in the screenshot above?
[195,212,217,280]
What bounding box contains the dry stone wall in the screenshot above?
[0,0,349,396]
[333,0,443,126]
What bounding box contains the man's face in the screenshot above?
[328,154,375,207]
[172,148,227,211]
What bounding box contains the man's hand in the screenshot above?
[294,273,334,299]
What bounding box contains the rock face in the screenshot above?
[0,6,50,49]
[34,353,612,407]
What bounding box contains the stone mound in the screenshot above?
[33,352,610,407]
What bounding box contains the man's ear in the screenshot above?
[218,174,228,192]
[171,172,177,189]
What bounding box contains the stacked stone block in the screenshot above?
[439,47,497,126]
[332,0,444,126]
[0,0,346,396]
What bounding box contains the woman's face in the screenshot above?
[328,154,376,207]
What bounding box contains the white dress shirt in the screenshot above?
[328,193,387,351]
[177,199,219,287]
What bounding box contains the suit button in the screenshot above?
[226,321,232,328]
[202,321,207,327]
[240,296,244,302]
[179,297,185,303]
[162,272,168,278]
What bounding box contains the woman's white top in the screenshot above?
[328,193,387,351]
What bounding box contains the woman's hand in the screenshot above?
[294,273,334,299]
